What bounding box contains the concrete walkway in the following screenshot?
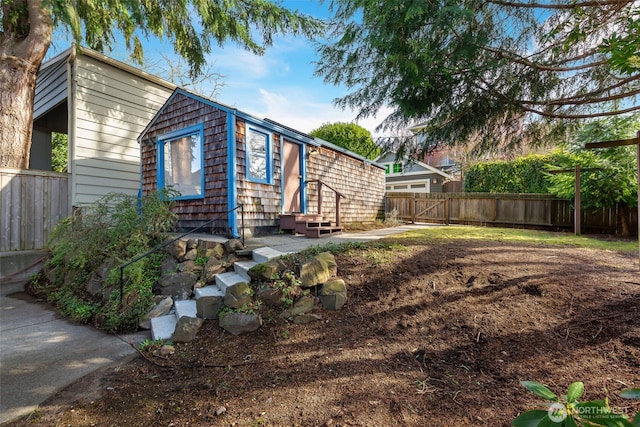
[0,223,433,425]
[0,276,147,424]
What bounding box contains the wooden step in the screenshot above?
[294,220,332,234]
[280,213,322,231]
[304,226,343,238]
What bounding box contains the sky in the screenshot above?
[47,0,393,138]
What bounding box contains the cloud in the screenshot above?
[243,88,393,137]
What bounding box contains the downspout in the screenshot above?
[66,45,77,212]
[227,110,239,238]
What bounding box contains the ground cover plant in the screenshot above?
[11,226,640,426]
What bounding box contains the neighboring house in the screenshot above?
[139,89,386,237]
[376,152,454,193]
[31,46,176,208]
[408,122,462,178]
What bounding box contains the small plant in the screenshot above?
[138,338,171,353]
[217,299,262,318]
[513,381,640,427]
[195,256,208,266]
[280,326,290,340]
[384,208,403,226]
[271,270,303,308]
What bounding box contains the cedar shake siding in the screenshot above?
[306,146,385,223]
[140,92,229,231]
[140,89,385,237]
[236,124,283,234]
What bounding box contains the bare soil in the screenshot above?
[6,238,640,427]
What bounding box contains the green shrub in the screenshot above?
[464,153,554,193]
[513,381,640,426]
[43,189,178,333]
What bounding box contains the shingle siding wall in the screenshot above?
[306,147,385,223]
[140,93,229,229]
[236,121,283,233]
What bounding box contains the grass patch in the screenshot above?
[388,225,638,253]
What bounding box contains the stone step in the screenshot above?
[151,314,177,340]
[252,247,286,264]
[234,260,258,282]
[174,300,197,319]
[194,285,225,299]
[215,271,247,294]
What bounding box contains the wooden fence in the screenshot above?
[386,192,638,236]
[1,168,70,251]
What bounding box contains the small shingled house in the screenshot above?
[138,89,385,238]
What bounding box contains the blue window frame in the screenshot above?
[246,126,272,184]
[157,124,204,200]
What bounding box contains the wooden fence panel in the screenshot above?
[384,192,638,235]
[1,168,69,251]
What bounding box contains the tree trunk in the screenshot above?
[619,203,631,238]
[0,58,40,168]
[0,0,53,168]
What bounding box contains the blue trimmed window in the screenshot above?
[246,127,272,184]
[157,124,204,199]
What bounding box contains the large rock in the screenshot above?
[158,271,198,299]
[202,257,226,283]
[280,295,315,319]
[182,248,198,262]
[224,282,252,309]
[224,239,244,253]
[257,286,281,307]
[85,258,116,296]
[172,316,204,342]
[178,260,201,273]
[248,259,286,281]
[196,296,224,319]
[169,240,187,260]
[319,279,347,310]
[139,296,174,329]
[293,313,322,324]
[161,256,179,276]
[198,241,225,259]
[300,252,337,287]
[219,312,262,335]
[315,252,338,276]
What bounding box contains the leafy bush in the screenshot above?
[43,190,178,332]
[513,381,640,426]
[464,153,555,193]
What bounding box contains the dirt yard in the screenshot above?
[7,235,640,426]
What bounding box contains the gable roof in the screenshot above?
[375,152,454,179]
[139,88,385,169]
[42,45,176,91]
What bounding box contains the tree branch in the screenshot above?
[522,104,640,119]
[486,0,634,9]
[17,0,52,69]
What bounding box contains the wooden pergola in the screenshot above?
[585,131,640,266]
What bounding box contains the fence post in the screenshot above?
[445,194,450,225]
[492,197,498,222]
[410,194,415,223]
[575,164,581,235]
